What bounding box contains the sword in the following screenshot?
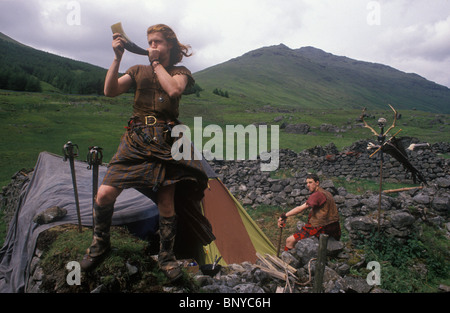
[63,141,82,233]
[87,146,103,233]
[87,146,103,206]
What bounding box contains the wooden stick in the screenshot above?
[254,265,288,281]
[312,234,329,293]
[265,254,297,276]
[383,186,423,193]
[256,252,278,272]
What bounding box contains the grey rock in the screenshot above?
[295,237,319,266]
[390,211,415,229]
[435,177,450,188]
[285,123,310,134]
[327,237,344,257]
[33,206,67,225]
[346,216,378,232]
[201,285,237,293]
[344,276,372,293]
[432,196,450,213]
[413,193,430,204]
[233,283,265,293]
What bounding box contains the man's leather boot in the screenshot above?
[158,215,183,282]
[80,203,114,272]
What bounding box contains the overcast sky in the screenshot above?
[1,0,450,88]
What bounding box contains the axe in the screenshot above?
[111,22,148,56]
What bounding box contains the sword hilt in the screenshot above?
[87,146,103,169]
[63,141,79,161]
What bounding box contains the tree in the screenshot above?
[25,76,42,92]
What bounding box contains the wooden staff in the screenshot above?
[383,186,423,194]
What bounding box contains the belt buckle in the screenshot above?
[145,115,157,126]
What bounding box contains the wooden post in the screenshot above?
[377,157,383,232]
[313,234,329,293]
[383,186,423,194]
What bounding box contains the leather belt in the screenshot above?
[130,115,175,127]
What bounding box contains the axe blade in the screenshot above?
[111,22,148,56]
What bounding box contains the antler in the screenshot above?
[360,107,379,136]
[382,104,398,136]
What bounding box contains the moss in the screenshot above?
[37,224,192,293]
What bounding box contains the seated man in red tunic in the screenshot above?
[277,173,341,251]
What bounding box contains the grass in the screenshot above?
[353,225,450,293]
[37,224,186,292]
[1,89,449,188]
[0,90,134,186]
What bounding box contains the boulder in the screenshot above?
[345,216,378,233]
[294,237,319,266]
[33,206,67,225]
[432,196,450,214]
[284,123,310,134]
[344,276,373,293]
[390,211,415,229]
[327,237,344,257]
[233,283,265,293]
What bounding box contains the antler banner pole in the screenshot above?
[360,104,398,233]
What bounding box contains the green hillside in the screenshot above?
[0,33,448,188]
[0,32,107,94]
[1,31,448,112]
[193,44,450,113]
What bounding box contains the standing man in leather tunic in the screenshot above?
[80,24,214,282]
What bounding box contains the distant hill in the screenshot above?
[0,32,107,94]
[194,44,450,113]
[1,32,449,113]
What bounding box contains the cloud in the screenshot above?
[1,0,449,87]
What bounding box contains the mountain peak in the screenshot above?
[242,43,292,58]
[297,46,327,54]
[195,44,450,113]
